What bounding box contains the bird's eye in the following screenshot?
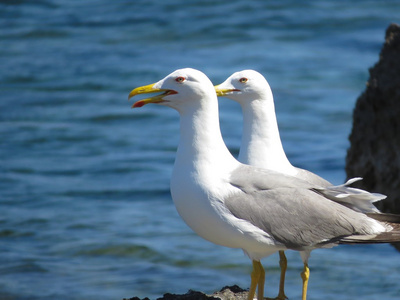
[239,77,248,83]
[175,76,186,83]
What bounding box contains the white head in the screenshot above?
[129,68,216,113]
[215,70,273,104]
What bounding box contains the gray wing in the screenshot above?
[314,178,385,213]
[233,164,384,214]
[229,164,314,192]
[226,172,381,249]
[295,167,331,187]
[295,167,383,213]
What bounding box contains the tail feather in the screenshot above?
[314,178,385,213]
[366,212,400,223]
[340,222,400,244]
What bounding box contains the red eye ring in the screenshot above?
[175,76,186,83]
[239,77,248,83]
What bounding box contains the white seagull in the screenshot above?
[214,69,386,299]
[129,68,400,300]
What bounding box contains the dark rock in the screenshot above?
[159,290,219,300]
[212,285,248,300]
[345,23,400,249]
[124,285,249,300]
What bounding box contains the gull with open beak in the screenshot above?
[129,68,400,300]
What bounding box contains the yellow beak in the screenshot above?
[214,85,239,97]
[128,83,171,108]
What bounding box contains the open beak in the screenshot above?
[214,85,240,97]
[128,83,176,108]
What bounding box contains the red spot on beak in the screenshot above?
[132,100,146,108]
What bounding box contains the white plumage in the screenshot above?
[129,68,398,300]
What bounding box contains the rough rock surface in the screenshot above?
[346,23,400,250]
[346,23,400,214]
[123,285,249,300]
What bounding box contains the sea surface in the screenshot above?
[1,1,400,300]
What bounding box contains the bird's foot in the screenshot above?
[265,294,288,300]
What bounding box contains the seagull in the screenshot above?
[129,68,400,300]
[214,70,331,185]
[214,69,386,299]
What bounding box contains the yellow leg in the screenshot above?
[264,251,288,300]
[257,261,265,300]
[300,263,310,300]
[248,260,265,300]
[276,251,288,300]
[248,260,259,300]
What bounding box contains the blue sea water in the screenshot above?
[1,1,400,299]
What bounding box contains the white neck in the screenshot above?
[172,97,239,189]
[238,98,295,175]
